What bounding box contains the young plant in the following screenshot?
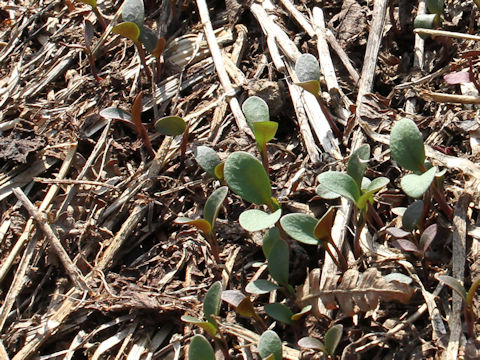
[390,118,453,219]
[112,0,166,81]
[294,54,341,138]
[194,145,224,180]
[188,335,215,360]
[280,207,348,272]
[435,274,480,338]
[75,0,107,30]
[221,290,267,329]
[316,144,389,257]
[242,96,278,172]
[389,222,441,260]
[298,324,343,357]
[258,330,283,360]
[175,186,228,263]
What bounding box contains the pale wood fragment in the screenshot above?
[278,0,315,37]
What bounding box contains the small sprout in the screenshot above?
[182,281,222,337]
[280,208,347,272]
[154,116,187,136]
[221,290,267,329]
[194,146,223,180]
[294,53,321,95]
[436,274,480,338]
[176,186,228,263]
[298,324,343,356]
[258,330,282,360]
[392,224,440,258]
[188,335,215,360]
[224,151,278,211]
[242,96,278,172]
[239,208,282,232]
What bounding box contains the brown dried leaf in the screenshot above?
[297,268,414,317]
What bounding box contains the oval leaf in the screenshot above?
[392,239,421,254]
[203,281,222,324]
[295,53,320,83]
[175,217,211,235]
[224,151,272,206]
[280,213,318,245]
[203,186,228,228]
[419,223,438,253]
[390,118,425,172]
[402,200,424,231]
[317,171,360,203]
[189,335,215,360]
[154,116,186,136]
[262,227,281,258]
[414,14,442,34]
[258,330,282,360]
[298,337,326,352]
[347,144,370,188]
[364,177,389,194]
[252,121,278,147]
[386,227,411,238]
[243,96,270,124]
[246,280,279,295]
[325,324,343,355]
[264,303,293,325]
[99,107,132,122]
[314,207,334,241]
[112,22,140,42]
[268,239,289,286]
[291,305,312,321]
[122,0,144,28]
[194,146,222,178]
[239,209,282,232]
[221,290,256,318]
[316,183,341,199]
[181,316,217,337]
[400,166,436,198]
[139,26,158,52]
[435,274,467,301]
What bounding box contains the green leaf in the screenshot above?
[245,279,279,295]
[214,163,224,180]
[317,171,361,204]
[390,118,425,172]
[252,121,278,148]
[194,146,222,178]
[313,207,334,241]
[414,14,442,35]
[243,96,270,124]
[258,330,282,360]
[298,337,326,353]
[316,182,341,199]
[139,26,158,52]
[401,166,436,198]
[426,0,444,15]
[99,107,132,122]
[239,209,282,232]
[364,177,389,194]
[203,281,222,325]
[224,151,272,206]
[221,290,257,318]
[175,217,211,235]
[435,274,467,301]
[112,22,140,43]
[203,186,228,228]
[189,335,215,360]
[280,213,318,245]
[181,316,217,337]
[295,53,320,82]
[291,305,312,321]
[295,80,320,96]
[347,144,370,188]
[122,0,144,29]
[402,200,424,231]
[264,303,293,324]
[262,227,281,258]
[154,116,186,136]
[268,239,289,286]
[77,0,97,8]
[324,324,343,355]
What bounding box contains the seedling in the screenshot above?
[194,145,224,180]
[298,324,343,357]
[221,290,267,329]
[175,186,228,263]
[112,0,166,81]
[263,302,311,325]
[294,54,341,138]
[182,281,223,337]
[75,0,107,30]
[316,144,389,257]
[224,151,279,212]
[188,335,215,360]
[280,207,348,272]
[389,223,440,260]
[435,274,480,338]
[390,118,453,219]
[258,330,283,360]
[99,91,155,157]
[242,96,278,172]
